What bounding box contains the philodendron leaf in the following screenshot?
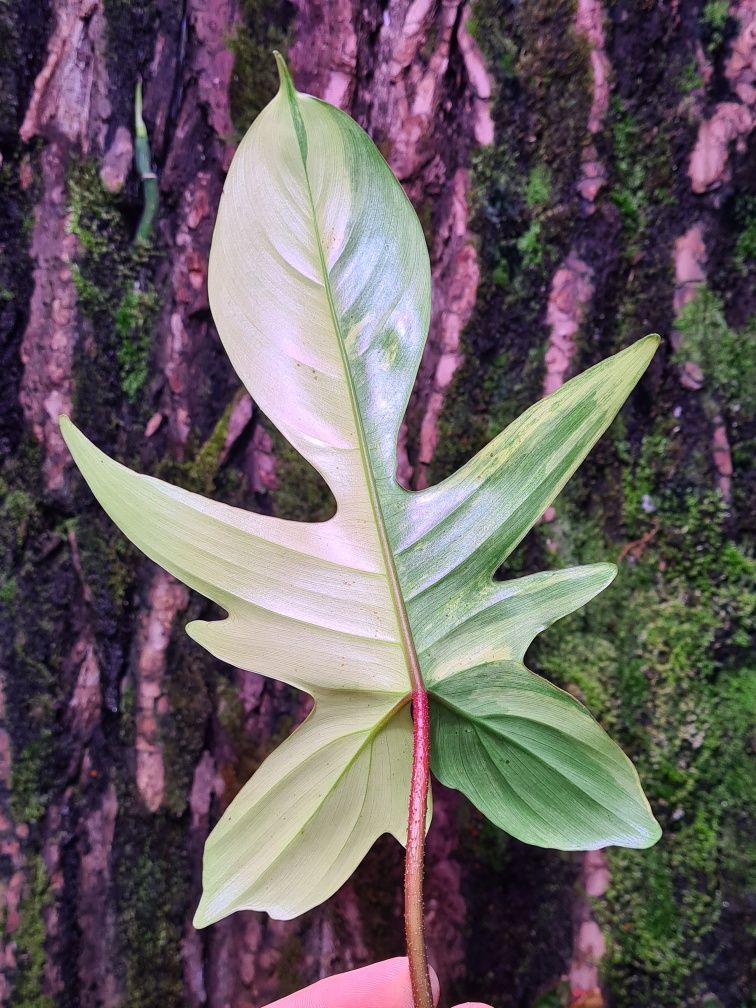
[60,55,661,927]
[430,663,652,849]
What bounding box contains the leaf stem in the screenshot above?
[133,78,158,245]
[405,686,433,1008]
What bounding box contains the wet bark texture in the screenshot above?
[0,1,753,1007]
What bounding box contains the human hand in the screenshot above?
[263,957,494,1008]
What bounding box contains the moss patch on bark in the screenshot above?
[10,855,54,1008]
[68,160,159,413]
[229,0,294,137]
[430,1,755,1004]
[532,454,755,1006]
[431,0,590,492]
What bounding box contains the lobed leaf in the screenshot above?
[61,56,661,928]
[430,663,660,850]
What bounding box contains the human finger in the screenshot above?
[263,957,440,1008]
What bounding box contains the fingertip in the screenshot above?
[381,957,440,1007]
[429,965,440,1006]
[363,957,417,1008]
[453,1002,496,1008]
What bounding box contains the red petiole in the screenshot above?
[404,687,433,1008]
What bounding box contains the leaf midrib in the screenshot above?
[282,77,424,699]
[208,692,410,906]
[430,686,630,781]
[251,693,409,872]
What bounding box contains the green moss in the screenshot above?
[510,2,591,181]
[491,261,510,288]
[675,286,756,419]
[266,421,335,521]
[176,398,236,495]
[2,486,36,547]
[116,816,190,1007]
[11,736,53,823]
[160,622,213,817]
[619,428,670,536]
[601,661,755,1006]
[110,677,193,1004]
[68,163,125,257]
[11,856,54,1008]
[607,96,675,262]
[530,984,570,1008]
[430,0,589,490]
[525,164,552,209]
[608,101,648,249]
[678,58,704,93]
[75,511,137,632]
[530,439,756,1006]
[228,0,293,136]
[115,287,159,402]
[702,0,729,30]
[215,675,246,742]
[0,443,76,828]
[701,1,733,59]
[732,194,756,275]
[68,160,158,409]
[153,393,248,504]
[516,219,545,267]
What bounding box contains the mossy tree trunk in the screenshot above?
[0,2,753,1007]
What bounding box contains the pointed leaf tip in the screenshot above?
[637,332,661,364]
[59,414,77,452]
[271,51,307,162]
[644,331,661,350]
[59,415,86,460]
[622,332,660,370]
[274,51,294,93]
[586,561,618,590]
[193,898,212,930]
[628,333,661,381]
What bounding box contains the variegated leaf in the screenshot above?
[61,55,660,928]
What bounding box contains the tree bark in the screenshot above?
[0,2,753,1007]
